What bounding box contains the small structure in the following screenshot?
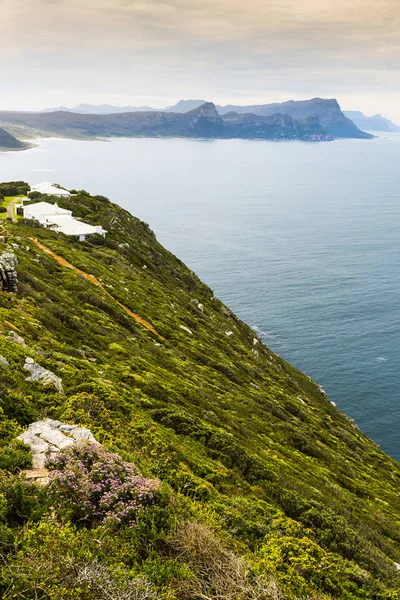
[23,201,72,224]
[46,215,106,242]
[22,201,106,242]
[30,181,71,198]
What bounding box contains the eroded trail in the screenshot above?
[30,237,165,341]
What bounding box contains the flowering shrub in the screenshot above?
[46,442,160,527]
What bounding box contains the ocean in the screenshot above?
[1,133,400,458]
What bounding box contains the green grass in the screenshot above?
[0,189,400,599]
[0,195,24,220]
[0,196,14,220]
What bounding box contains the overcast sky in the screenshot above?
[2,0,399,121]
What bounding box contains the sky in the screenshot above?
[1,0,400,121]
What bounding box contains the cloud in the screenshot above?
[1,0,399,120]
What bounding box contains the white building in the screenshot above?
[22,201,106,242]
[23,202,72,224]
[47,215,107,242]
[30,182,71,198]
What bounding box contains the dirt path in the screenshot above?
[30,237,165,341]
[7,197,20,222]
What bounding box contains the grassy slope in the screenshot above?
[0,191,400,598]
[0,197,14,220]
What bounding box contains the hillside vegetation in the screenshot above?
[0,186,400,599]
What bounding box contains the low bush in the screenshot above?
[169,522,282,600]
[47,442,161,527]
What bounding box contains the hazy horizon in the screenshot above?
[2,0,399,122]
[8,98,399,125]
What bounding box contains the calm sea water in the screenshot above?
[1,133,400,459]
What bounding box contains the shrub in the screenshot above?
[0,181,29,196]
[0,440,32,473]
[0,472,46,526]
[93,194,110,203]
[2,522,159,600]
[47,442,161,527]
[27,190,42,199]
[170,522,282,600]
[0,206,6,213]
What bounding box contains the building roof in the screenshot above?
[31,182,71,196]
[47,215,106,237]
[24,202,72,217]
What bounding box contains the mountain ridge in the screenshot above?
[36,97,373,139]
[0,102,333,141]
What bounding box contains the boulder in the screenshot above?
[8,330,26,345]
[17,418,98,469]
[0,355,10,369]
[0,252,18,292]
[24,357,64,394]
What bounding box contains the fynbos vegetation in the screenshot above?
[0,183,400,599]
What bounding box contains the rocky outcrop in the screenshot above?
[8,330,26,345]
[24,357,64,393]
[0,252,18,292]
[17,418,98,470]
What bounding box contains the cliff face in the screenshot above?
[1,187,400,598]
[222,111,332,140]
[217,98,373,139]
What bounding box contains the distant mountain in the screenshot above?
[344,111,400,133]
[0,103,332,142]
[0,126,27,150]
[41,103,156,115]
[164,99,208,113]
[215,98,372,139]
[159,98,373,139]
[38,98,372,139]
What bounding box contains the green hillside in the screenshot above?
[1,186,400,599]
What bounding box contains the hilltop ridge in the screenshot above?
[34,96,373,139]
[1,186,400,598]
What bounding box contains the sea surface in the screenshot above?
[1,133,400,459]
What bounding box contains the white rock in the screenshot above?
[198,303,204,312]
[8,330,26,345]
[0,355,10,369]
[180,325,192,335]
[17,418,98,469]
[225,331,234,337]
[24,357,64,394]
